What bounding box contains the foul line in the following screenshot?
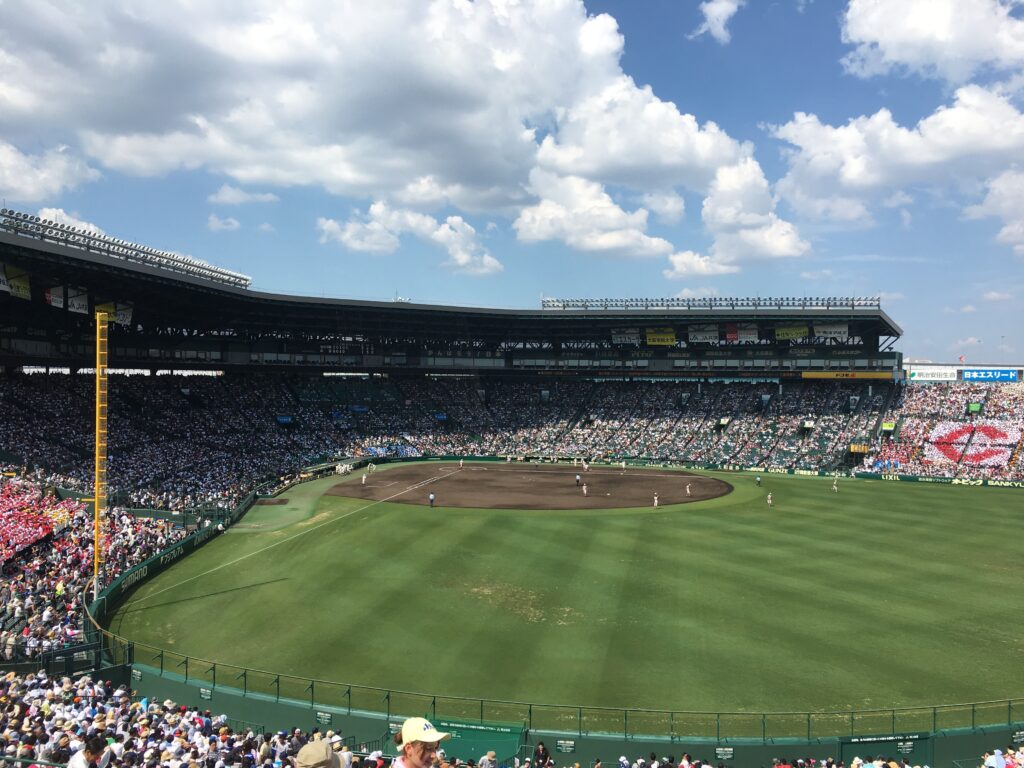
[129,468,463,605]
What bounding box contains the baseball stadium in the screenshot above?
[2,210,1023,767]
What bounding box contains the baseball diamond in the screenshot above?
[326,463,732,508]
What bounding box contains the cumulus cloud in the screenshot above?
[514,170,673,257]
[663,250,739,278]
[689,0,745,45]
[700,158,809,264]
[983,290,1013,301]
[208,184,279,204]
[257,222,275,234]
[536,75,748,191]
[773,86,1024,223]
[36,208,104,235]
[0,0,802,276]
[842,0,1024,83]
[318,201,502,275]
[965,170,1024,255]
[0,141,98,203]
[642,191,685,224]
[208,213,240,232]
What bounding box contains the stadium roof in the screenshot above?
[0,224,902,347]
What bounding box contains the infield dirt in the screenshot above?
[325,462,732,509]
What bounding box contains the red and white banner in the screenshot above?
[926,421,1018,466]
[45,287,64,309]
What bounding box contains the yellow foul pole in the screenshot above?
[93,311,112,600]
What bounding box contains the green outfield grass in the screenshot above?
[108,463,1024,718]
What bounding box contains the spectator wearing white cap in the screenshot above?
[392,717,451,768]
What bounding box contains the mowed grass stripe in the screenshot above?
[108,467,1024,714]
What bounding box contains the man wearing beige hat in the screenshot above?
[296,738,342,768]
[392,717,451,768]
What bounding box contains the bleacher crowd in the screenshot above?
[0,473,189,662]
[0,672,946,768]
[1,374,1023,515]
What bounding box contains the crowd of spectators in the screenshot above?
[3,373,1024,515]
[0,669,952,768]
[0,472,188,661]
[862,383,1024,480]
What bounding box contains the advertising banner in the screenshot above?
[6,268,29,300]
[724,323,738,342]
[0,265,9,294]
[814,323,849,338]
[611,328,641,345]
[44,287,64,309]
[687,325,718,343]
[737,324,759,342]
[801,371,893,380]
[96,301,134,326]
[908,367,957,381]
[67,288,89,314]
[963,369,1018,382]
[775,325,807,340]
[645,327,676,346]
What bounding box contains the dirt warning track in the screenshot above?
[326,462,732,509]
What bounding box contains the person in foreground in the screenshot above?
[393,717,451,768]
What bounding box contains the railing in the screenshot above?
[90,628,1024,742]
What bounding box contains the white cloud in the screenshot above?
[536,75,748,191]
[961,304,977,313]
[700,158,809,264]
[842,0,1024,83]
[965,170,1024,255]
[663,250,740,278]
[774,86,1024,223]
[642,191,685,224]
[878,291,904,301]
[36,208,105,235]
[514,169,673,257]
[257,222,275,234]
[689,0,745,45]
[983,290,1013,301]
[0,141,98,203]
[675,287,720,299]
[318,201,502,275]
[208,184,279,204]
[208,213,240,232]
[0,0,796,272]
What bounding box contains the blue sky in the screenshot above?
[1,0,1023,362]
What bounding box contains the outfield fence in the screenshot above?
[79,462,1024,743]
